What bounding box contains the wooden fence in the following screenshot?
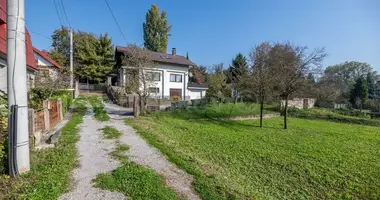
[29,99,63,146]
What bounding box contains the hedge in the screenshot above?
[288,108,380,127]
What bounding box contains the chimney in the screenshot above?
[172,48,176,56]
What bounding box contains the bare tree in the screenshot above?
[270,42,327,129]
[33,68,71,97]
[122,44,156,115]
[239,42,275,127]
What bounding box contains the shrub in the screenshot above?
[0,91,7,174]
[288,108,380,127]
[51,91,73,115]
[330,108,369,118]
[172,96,180,101]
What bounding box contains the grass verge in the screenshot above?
[83,94,110,121]
[93,142,180,200]
[0,101,86,200]
[126,114,380,200]
[101,126,122,139]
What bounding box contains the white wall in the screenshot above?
[0,58,7,93]
[189,88,207,100]
[34,52,59,79]
[34,53,51,66]
[123,63,190,99]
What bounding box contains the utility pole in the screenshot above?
[70,28,73,89]
[7,0,30,174]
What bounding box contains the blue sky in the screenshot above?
[26,0,380,71]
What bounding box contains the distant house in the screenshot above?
[115,46,207,100]
[0,0,37,92]
[33,47,61,80]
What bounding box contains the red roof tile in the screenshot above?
[33,46,61,69]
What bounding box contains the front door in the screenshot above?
[170,89,182,100]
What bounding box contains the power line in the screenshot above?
[30,31,51,40]
[59,0,72,28]
[104,0,128,45]
[52,0,64,26]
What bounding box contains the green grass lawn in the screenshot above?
[127,114,380,199]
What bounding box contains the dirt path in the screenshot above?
[59,101,199,200]
[58,108,126,200]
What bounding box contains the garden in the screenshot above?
[126,107,380,199]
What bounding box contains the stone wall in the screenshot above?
[281,98,316,109]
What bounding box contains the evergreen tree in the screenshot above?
[143,5,172,53]
[74,32,114,83]
[186,52,189,60]
[228,53,248,83]
[350,76,369,110]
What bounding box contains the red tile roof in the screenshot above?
[25,29,37,70]
[33,47,61,69]
[116,46,196,67]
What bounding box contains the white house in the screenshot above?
[115,46,207,100]
[33,47,61,80]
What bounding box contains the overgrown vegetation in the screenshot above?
[101,126,121,139]
[0,90,7,174]
[161,102,277,120]
[84,95,110,121]
[28,88,72,112]
[126,114,380,199]
[93,141,179,200]
[288,108,380,126]
[0,99,86,200]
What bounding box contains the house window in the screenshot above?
[170,74,182,82]
[147,72,160,81]
[149,87,159,93]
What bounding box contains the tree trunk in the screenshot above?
[284,97,288,129]
[260,101,264,128]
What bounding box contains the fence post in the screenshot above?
[43,100,50,131]
[28,108,35,148]
[58,98,63,120]
[134,95,140,117]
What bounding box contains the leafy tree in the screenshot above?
[143,5,172,53]
[206,63,231,102]
[122,44,156,115]
[270,42,326,129]
[50,26,70,66]
[240,42,275,127]
[324,61,376,85]
[48,50,67,67]
[366,72,377,99]
[350,76,368,111]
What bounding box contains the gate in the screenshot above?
[48,100,60,129]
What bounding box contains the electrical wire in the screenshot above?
[59,0,72,28]
[30,31,51,40]
[52,0,64,26]
[104,0,128,45]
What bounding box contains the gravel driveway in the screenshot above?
[59,101,199,200]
